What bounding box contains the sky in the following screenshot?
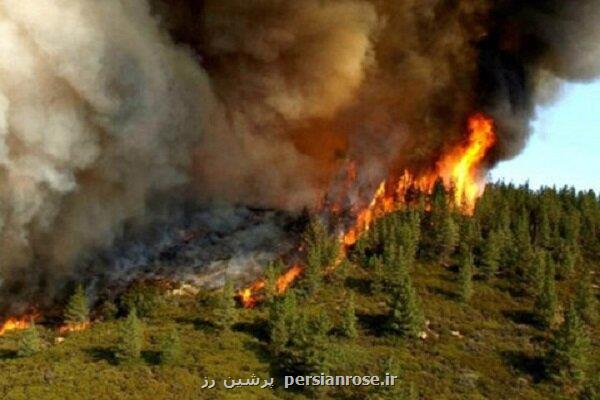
[491,80,600,193]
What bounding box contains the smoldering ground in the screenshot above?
[0,0,598,312]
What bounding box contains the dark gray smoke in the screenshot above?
[0,0,598,312]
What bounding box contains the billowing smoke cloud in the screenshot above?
[0,0,598,311]
[0,0,212,310]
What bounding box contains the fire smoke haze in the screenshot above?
[0,0,598,309]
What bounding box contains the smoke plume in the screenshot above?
[0,0,598,311]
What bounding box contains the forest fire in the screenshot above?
[239,113,497,307]
[0,313,39,336]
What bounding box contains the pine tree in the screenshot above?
[386,245,411,288]
[561,210,581,246]
[303,219,339,268]
[64,284,90,324]
[534,257,558,328]
[341,292,358,339]
[385,272,424,338]
[545,303,591,385]
[436,211,459,265]
[529,249,547,295]
[459,217,481,253]
[302,244,324,295]
[264,260,283,304]
[480,230,502,280]
[269,295,331,381]
[295,309,331,377]
[401,211,422,265]
[160,327,182,365]
[536,207,552,249]
[574,270,598,326]
[458,247,474,303]
[300,219,340,296]
[17,322,41,358]
[512,211,534,278]
[269,291,297,356]
[369,256,386,296]
[556,243,577,280]
[115,308,144,363]
[213,278,237,330]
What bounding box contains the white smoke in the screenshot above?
[0,0,213,302]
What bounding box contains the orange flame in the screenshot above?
[58,321,91,335]
[239,264,303,308]
[437,113,496,212]
[0,313,39,336]
[240,113,496,307]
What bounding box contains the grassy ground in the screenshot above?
[0,261,597,399]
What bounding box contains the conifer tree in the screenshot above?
[458,247,474,303]
[17,322,41,358]
[529,249,547,295]
[213,278,237,330]
[341,292,358,339]
[160,327,182,365]
[575,270,598,326]
[513,211,534,278]
[459,217,481,253]
[545,303,591,384]
[556,244,577,279]
[269,291,297,356]
[534,257,558,328]
[303,219,339,268]
[480,230,502,280]
[264,259,283,304]
[536,207,552,249]
[295,308,332,377]
[385,272,424,338]
[116,308,143,363]
[369,256,386,296]
[270,296,331,380]
[300,219,339,296]
[64,284,90,325]
[561,210,581,246]
[434,210,459,265]
[302,244,324,295]
[383,241,398,269]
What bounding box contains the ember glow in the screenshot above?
[58,321,91,335]
[0,313,39,336]
[239,113,497,307]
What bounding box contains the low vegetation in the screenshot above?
[0,182,598,399]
